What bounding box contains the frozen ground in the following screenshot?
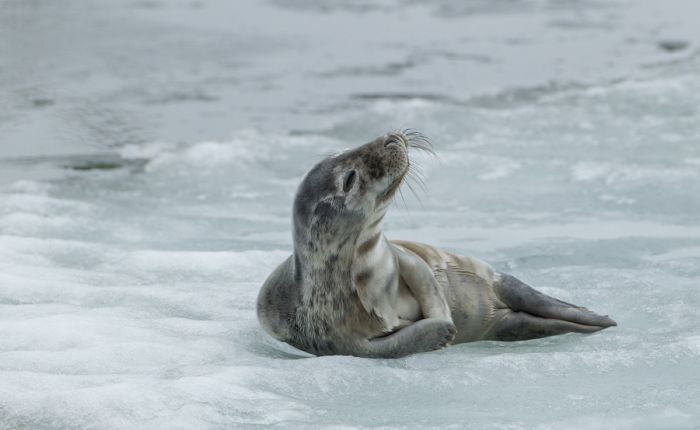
[1,0,700,428]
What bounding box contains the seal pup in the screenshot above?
[257,131,616,358]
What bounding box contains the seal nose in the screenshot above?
[384,132,407,149]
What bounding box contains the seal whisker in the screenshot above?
[410,134,433,147]
[410,144,433,155]
[400,128,435,155]
[409,163,426,180]
[401,127,420,137]
[407,163,428,193]
[402,177,425,208]
[396,187,409,211]
[401,160,427,207]
[408,172,428,194]
[404,130,422,138]
[407,138,435,156]
[413,131,431,141]
[406,171,428,197]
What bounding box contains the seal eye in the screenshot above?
[343,170,357,193]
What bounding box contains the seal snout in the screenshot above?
[384,131,409,150]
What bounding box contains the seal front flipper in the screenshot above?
[360,318,456,358]
[490,272,617,341]
[392,243,453,322]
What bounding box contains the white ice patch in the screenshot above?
[646,247,700,262]
[571,162,610,182]
[370,98,436,114]
[391,220,700,253]
[120,130,340,176]
[571,161,698,184]
[599,193,636,205]
[145,140,274,172]
[476,158,522,180]
[436,151,523,181]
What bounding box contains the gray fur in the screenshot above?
[257,131,617,358]
[493,273,617,328]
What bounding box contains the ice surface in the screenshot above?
[2,0,700,429]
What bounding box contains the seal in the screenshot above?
[257,130,617,357]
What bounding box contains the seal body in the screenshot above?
[392,241,615,344]
[257,131,616,358]
[394,241,504,343]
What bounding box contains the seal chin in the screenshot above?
[376,169,408,207]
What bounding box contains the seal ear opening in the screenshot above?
[343,170,357,193]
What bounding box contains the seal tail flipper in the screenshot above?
[493,273,617,329]
[491,311,607,341]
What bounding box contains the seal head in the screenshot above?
[292,131,409,256]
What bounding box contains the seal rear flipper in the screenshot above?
[489,311,606,341]
[360,318,456,358]
[493,272,617,329]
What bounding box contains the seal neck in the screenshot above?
[294,232,356,286]
[294,209,388,290]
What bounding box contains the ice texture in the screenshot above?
[1,0,700,428]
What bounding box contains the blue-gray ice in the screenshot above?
[1,0,699,428]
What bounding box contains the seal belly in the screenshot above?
[440,260,504,343]
[393,241,506,343]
